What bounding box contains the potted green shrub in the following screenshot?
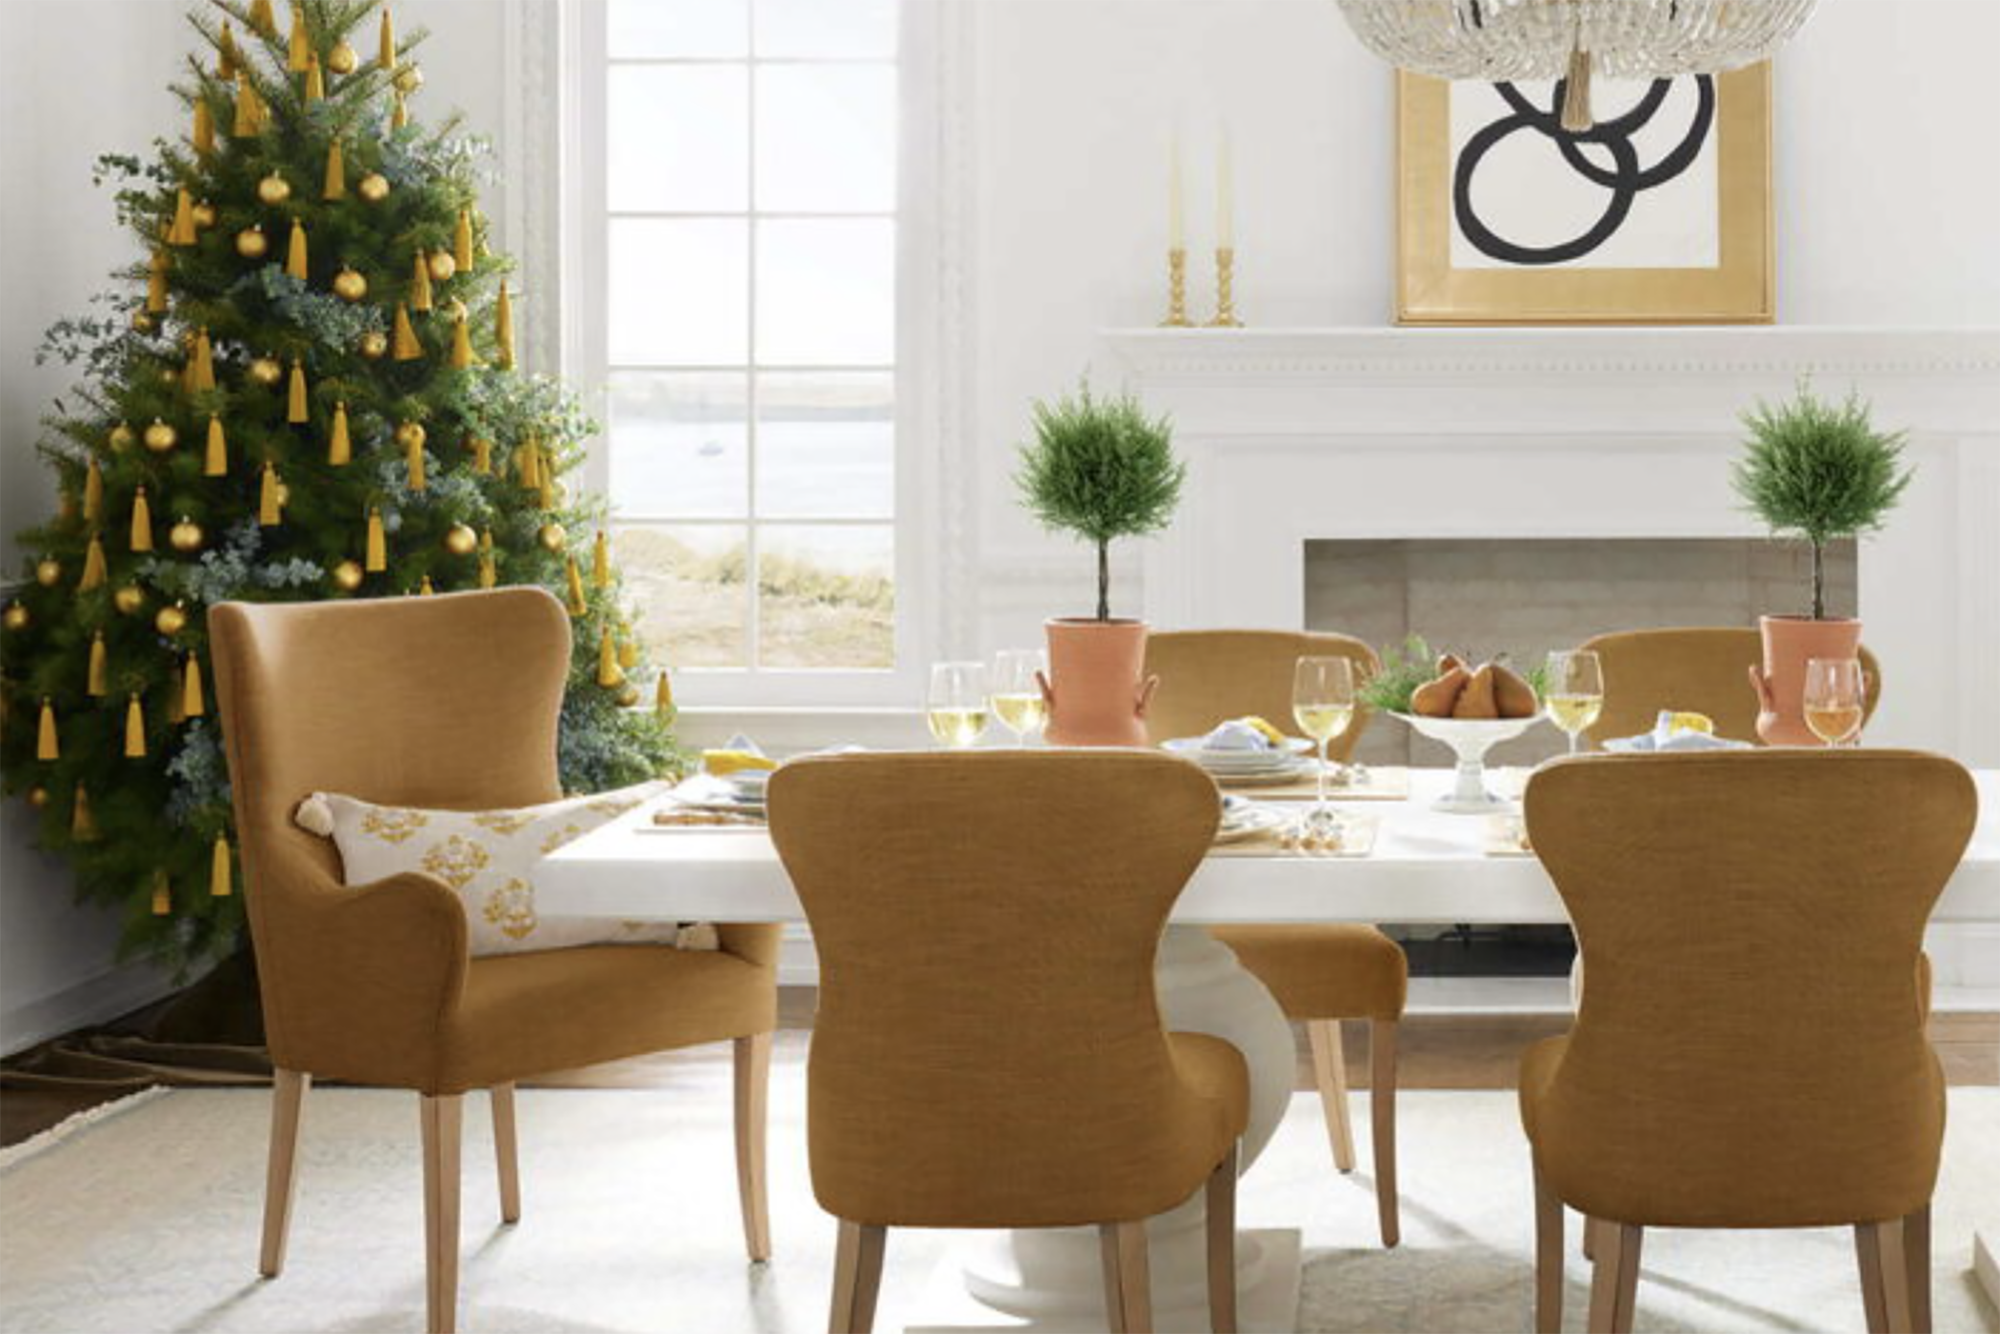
[1015,382,1186,745]
[1732,384,1911,744]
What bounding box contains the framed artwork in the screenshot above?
[1396,64,1773,325]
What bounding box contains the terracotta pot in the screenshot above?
[1039,618,1158,747]
[1749,614,1863,746]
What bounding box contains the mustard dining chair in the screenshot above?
[1578,627,1882,748]
[210,589,780,1334]
[1520,750,1975,1334]
[1144,629,1408,1248]
[767,750,1249,1334]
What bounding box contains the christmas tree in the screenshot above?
[0,0,681,974]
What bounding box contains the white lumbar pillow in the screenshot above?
[294,781,718,958]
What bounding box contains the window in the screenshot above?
[583,0,910,699]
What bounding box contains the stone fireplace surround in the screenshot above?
[1104,326,2000,991]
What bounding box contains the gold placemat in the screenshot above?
[1483,814,1535,857]
[1210,813,1380,858]
[1217,765,1411,801]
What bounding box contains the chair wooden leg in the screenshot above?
[1370,1019,1401,1249]
[1205,1143,1239,1333]
[1856,1220,1914,1334]
[1903,1204,1932,1334]
[1586,1221,1642,1334]
[1099,1219,1153,1334]
[1533,1165,1564,1334]
[828,1219,886,1334]
[1307,1019,1356,1174]
[735,1032,774,1262]
[421,1094,464,1334]
[258,1069,309,1278]
[490,1083,521,1225]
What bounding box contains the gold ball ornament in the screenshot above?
[113,586,146,616]
[169,517,205,553]
[358,330,389,360]
[425,250,456,283]
[247,355,284,387]
[159,367,181,387]
[326,40,359,75]
[143,419,179,453]
[131,309,156,334]
[155,603,189,637]
[537,523,568,553]
[34,558,61,587]
[395,420,427,450]
[332,267,368,302]
[616,684,641,708]
[26,786,48,810]
[394,64,424,94]
[2,603,28,632]
[109,423,137,452]
[330,560,364,592]
[357,173,391,204]
[235,225,269,260]
[443,523,478,556]
[191,199,218,229]
[255,173,293,206]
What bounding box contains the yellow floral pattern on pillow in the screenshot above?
[298,780,709,958]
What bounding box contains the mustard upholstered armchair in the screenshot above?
[1145,629,1408,1248]
[768,751,1249,1334]
[1578,627,1882,749]
[1520,750,1975,1334]
[210,589,780,1334]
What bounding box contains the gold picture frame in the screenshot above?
[1396,64,1773,326]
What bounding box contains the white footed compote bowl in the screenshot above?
[1392,712,1546,813]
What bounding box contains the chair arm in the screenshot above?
[715,922,783,974]
[257,866,470,1084]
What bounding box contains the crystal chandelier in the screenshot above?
[1334,0,1820,130]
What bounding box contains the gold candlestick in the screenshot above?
[1161,248,1192,328]
[1207,247,1243,328]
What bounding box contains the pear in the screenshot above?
[1412,664,1469,717]
[1452,663,1500,719]
[1494,663,1539,719]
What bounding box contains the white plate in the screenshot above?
[1214,805,1285,845]
[1163,737,1314,767]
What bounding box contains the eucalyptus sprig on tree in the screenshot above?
[1732,383,1912,620]
[1014,382,1186,622]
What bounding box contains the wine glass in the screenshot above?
[1804,657,1865,747]
[990,648,1048,747]
[1293,656,1356,834]
[926,661,990,749]
[1544,650,1605,756]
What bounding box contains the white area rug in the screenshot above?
[1,1054,1995,1334]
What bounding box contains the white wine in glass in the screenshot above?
[1293,656,1356,833]
[1545,650,1604,756]
[927,661,990,749]
[990,648,1049,746]
[1804,657,1865,746]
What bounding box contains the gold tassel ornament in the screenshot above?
[217,20,238,76]
[167,189,198,247]
[151,872,171,916]
[250,0,278,38]
[287,358,308,422]
[37,699,58,760]
[419,575,434,596]
[379,6,396,69]
[593,531,611,589]
[87,633,108,697]
[124,694,146,758]
[454,209,474,274]
[405,430,426,492]
[323,136,346,200]
[495,282,515,369]
[147,250,170,315]
[205,415,228,476]
[469,436,492,474]
[286,219,309,280]
[392,303,422,360]
[565,558,587,616]
[618,636,639,670]
[184,653,206,718]
[329,401,351,465]
[289,4,312,72]
[191,328,216,392]
[211,835,232,896]
[365,506,387,571]
[537,450,556,510]
[192,97,215,156]
[259,462,283,526]
[448,303,475,368]
[478,551,496,589]
[130,487,154,552]
[84,462,104,522]
[409,250,433,312]
[81,535,108,591]
[72,785,99,842]
[233,71,265,137]
[304,54,325,103]
[167,663,186,725]
[655,668,674,717]
[390,92,408,131]
[518,438,542,490]
[596,628,624,688]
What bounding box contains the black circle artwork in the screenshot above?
[1453,75,1716,267]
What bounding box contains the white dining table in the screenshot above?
[536,766,2000,1334]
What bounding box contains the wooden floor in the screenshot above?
[6,988,1995,1149]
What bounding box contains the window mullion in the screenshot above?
[745,0,762,675]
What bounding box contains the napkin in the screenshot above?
[1202,718,1283,750]
[1603,711,1752,753]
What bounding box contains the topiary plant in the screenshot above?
[1732,383,1913,620]
[1014,382,1185,621]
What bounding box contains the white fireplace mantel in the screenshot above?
[1100,326,2000,768]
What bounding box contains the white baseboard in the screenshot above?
[0,962,174,1057]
